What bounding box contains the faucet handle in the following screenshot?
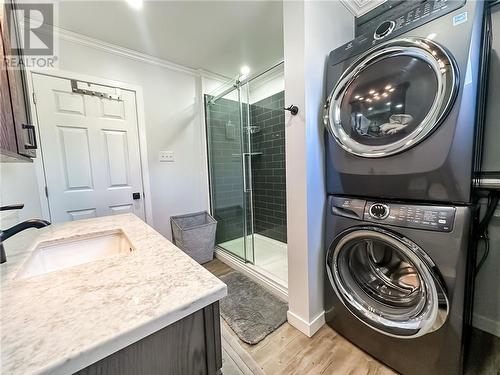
[0,204,25,211]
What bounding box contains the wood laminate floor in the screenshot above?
[205,259,395,375]
[205,258,234,278]
[206,259,500,375]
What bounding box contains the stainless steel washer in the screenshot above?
[324,195,474,375]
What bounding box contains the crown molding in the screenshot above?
[197,69,232,83]
[55,27,200,76]
[56,27,232,80]
[20,16,231,79]
[340,0,386,17]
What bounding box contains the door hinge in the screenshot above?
[32,92,37,105]
[44,186,48,197]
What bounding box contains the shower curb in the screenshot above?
[214,248,288,302]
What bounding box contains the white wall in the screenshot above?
[249,65,284,104]
[0,34,227,241]
[0,163,42,227]
[283,1,354,336]
[54,37,220,239]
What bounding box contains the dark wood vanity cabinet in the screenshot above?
[0,1,36,162]
[74,302,223,375]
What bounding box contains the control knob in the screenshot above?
[369,203,390,220]
[374,20,395,40]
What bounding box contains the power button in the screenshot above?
[369,203,390,220]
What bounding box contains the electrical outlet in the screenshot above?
[159,151,175,162]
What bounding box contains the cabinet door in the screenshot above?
[0,1,35,159]
[0,9,17,154]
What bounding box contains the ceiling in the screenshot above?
[55,1,284,78]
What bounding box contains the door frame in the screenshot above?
[26,68,154,225]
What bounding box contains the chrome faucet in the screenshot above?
[0,204,51,264]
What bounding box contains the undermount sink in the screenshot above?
[16,231,134,279]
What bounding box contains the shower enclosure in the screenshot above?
[204,63,287,287]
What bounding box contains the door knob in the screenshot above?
[132,192,141,200]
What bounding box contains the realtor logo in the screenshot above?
[4,1,58,69]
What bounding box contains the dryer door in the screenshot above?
[326,226,449,338]
[325,37,458,158]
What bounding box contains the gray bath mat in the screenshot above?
[220,271,288,345]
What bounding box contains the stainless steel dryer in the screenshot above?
[324,0,488,204]
[324,195,475,375]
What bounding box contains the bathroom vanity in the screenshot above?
[0,214,227,374]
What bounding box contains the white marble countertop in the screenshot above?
[0,214,227,375]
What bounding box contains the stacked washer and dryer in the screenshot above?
[323,1,490,375]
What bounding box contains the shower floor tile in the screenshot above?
[218,234,288,286]
[218,236,247,260]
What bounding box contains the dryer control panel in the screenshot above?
[329,0,466,65]
[329,196,456,232]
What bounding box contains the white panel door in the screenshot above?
[32,74,146,222]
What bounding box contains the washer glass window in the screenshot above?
[326,228,448,338]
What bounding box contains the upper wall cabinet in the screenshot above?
[0,1,36,162]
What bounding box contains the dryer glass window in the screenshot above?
[340,55,438,146]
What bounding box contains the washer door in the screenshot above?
[324,37,458,157]
[326,226,449,338]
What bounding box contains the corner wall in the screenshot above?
[283,1,354,336]
[473,200,500,337]
[472,3,500,338]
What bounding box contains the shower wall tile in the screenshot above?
[205,91,287,247]
[250,91,287,243]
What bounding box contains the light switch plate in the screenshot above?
[159,151,175,162]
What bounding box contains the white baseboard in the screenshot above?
[287,310,325,337]
[215,248,288,302]
[473,313,500,337]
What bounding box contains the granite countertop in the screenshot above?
[0,214,227,375]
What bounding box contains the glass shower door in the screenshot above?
[241,82,255,264]
[205,87,254,263]
[205,62,288,285]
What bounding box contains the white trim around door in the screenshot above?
[26,69,154,226]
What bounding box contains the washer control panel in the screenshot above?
[364,201,456,232]
[368,203,390,219]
